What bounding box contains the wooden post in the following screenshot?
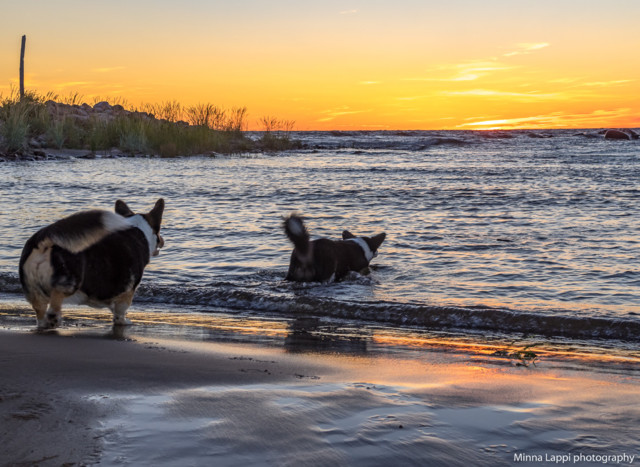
[19,35,26,100]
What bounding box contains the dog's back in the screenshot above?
[20,199,164,329]
[283,214,385,282]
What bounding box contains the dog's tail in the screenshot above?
[284,214,310,254]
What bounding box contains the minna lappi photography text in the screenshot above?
[514,452,636,464]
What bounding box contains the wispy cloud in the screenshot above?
[396,95,428,101]
[583,79,633,87]
[503,42,550,57]
[405,42,548,84]
[56,81,93,88]
[340,9,358,15]
[359,81,380,85]
[548,77,584,84]
[91,66,125,73]
[442,89,559,101]
[459,108,633,129]
[317,106,368,122]
[406,60,513,83]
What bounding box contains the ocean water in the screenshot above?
[1,129,639,342]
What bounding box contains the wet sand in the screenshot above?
[1,307,640,466]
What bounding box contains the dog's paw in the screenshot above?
[113,316,132,326]
[39,312,61,329]
[36,319,51,330]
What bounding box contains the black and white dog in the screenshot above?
[284,214,385,282]
[19,199,165,329]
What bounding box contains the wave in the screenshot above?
[133,282,640,342]
[286,129,619,152]
[0,272,22,294]
[4,271,639,342]
[294,131,474,151]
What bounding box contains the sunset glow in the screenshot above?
[1,1,638,130]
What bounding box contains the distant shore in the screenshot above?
[2,93,638,161]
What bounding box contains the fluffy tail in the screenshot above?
[283,214,310,254]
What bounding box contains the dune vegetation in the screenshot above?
[0,90,300,159]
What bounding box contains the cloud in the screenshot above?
[442,89,559,101]
[359,81,380,85]
[405,42,547,84]
[396,96,428,101]
[91,66,125,73]
[317,106,368,122]
[458,108,633,129]
[504,42,550,57]
[340,9,358,15]
[406,60,514,83]
[55,81,93,88]
[583,79,633,87]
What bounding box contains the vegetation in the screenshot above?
[493,343,539,367]
[0,90,300,158]
[257,116,300,151]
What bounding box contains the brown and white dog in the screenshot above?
[284,214,385,282]
[19,199,165,329]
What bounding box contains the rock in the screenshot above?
[93,101,112,112]
[73,107,89,117]
[69,113,90,123]
[604,129,631,140]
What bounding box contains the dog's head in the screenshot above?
[342,230,386,259]
[115,198,165,256]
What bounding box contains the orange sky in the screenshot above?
[1,1,638,130]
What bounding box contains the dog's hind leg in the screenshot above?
[111,291,134,326]
[43,290,65,329]
[31,298,49,330]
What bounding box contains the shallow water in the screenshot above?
[1,129,639,342]
[92,337,640,467]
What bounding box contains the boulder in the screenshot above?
[604,129,631,140]
[93,101,112,112]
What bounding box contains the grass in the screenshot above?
[0,100,29,152]
[258,115,301,151]
[0,90,298,157]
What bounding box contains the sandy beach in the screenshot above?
[1,304,639,466]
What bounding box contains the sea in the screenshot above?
[1,129,639,348]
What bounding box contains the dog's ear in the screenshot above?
[145,198,165,232]
[115,200,135,217]
[367,233,386,252]
[342,230,356,240]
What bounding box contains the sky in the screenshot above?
[1,0,638,130]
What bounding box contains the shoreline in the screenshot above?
[2,301,640,465]
[1,126,638,162]
[3,295,640,365]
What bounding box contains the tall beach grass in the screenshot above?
[0,90,298,157]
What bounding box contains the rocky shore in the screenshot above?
[1,100,209,161]
[0,98,300,161]
[0,98,636,161]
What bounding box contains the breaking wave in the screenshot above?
[4,269,640,342]
[281,129,615,151]
[130,281,640,342]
